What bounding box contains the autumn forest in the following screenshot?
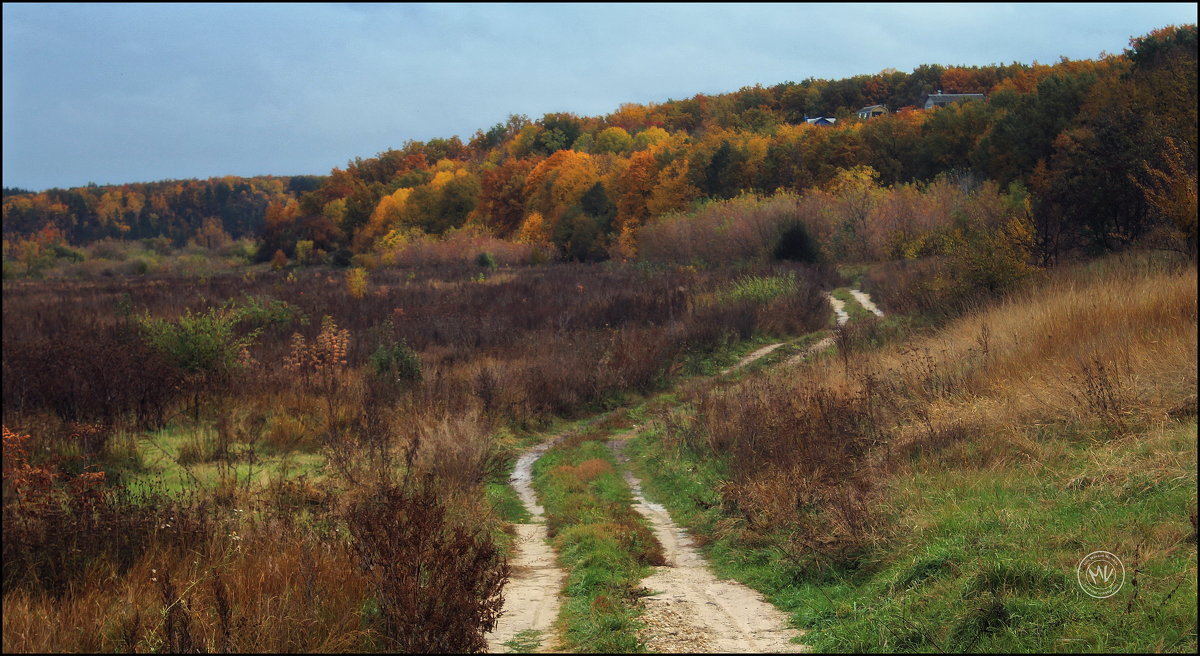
[4,25,1195,272]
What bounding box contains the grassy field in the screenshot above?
[2,260,837,653]
[3,249,1194,653]
[625,254,1198,652]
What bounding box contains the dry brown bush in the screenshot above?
[345,478,508,654]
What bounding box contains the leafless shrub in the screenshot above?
[1068,356,1138,432]
[345,477,508,653]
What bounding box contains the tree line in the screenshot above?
[4,25,1195,265]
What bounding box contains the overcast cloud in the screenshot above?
[3,3,1196,191]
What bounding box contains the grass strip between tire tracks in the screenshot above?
[530,427,666,653]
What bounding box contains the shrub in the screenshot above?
[294,240,314,265]
[637,192,811,265]
[50,243,87,263]
[369,340,422,386]
[476,251,498,269]
[346,267,368,299]
[3,426,216,597]
[222,237,259,262]
[773,220,821,262]
[2,324,187,428]
[137,307,259,381]
[129,257,154,276]
[229,294,305,331]
[345,478,508,653]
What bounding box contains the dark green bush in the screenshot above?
[773,221,821,263]
[369,340,422,385]
[475,251,498,269]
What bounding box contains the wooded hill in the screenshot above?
[3,25,1195,265]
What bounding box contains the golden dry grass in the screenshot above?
[805,257,1197,454]
[2,526,374,653]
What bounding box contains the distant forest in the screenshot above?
[3,25,1195,264]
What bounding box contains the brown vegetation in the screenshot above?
[1,258,832,652]
[656,253,1197,574]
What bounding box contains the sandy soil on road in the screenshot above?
[829,294,850,325]
[720,342,785,375]
[485,440,567,653]
[849,289,884,317]
[611,439,808,653]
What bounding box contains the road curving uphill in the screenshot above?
[491,288,883,653]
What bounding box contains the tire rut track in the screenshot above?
[611,438,807,653]
[485,438,568,653]
[489,289,882,653]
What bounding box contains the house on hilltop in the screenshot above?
[804,116,837,126]
[923,91,986,110]
[856,104,888,120]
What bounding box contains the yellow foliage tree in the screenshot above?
[1135,136,1198,260]
[346,267,368,299]
[612,149,659,231]
[522,150,599,236]
[647,156,699,217]
[514,211,552,246]
[355,188,413,252]
[632,126,670,151]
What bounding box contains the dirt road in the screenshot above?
[828,293,850,325]
[720,342,785,375]
[485,440,567,653]
[849,289,884,317]
[489,289,882,652]
[611,439,808,653]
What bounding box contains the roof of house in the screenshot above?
[924,93,985,103]
[857,104,887,112]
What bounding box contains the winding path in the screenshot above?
[849,289,884,317]
[489,289,882,653]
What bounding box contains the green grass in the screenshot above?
[836,264,868,287]
[531,432,663,653]
[680,333,780,377]
[721,272,801,305]
[625,420,1198,653]
[502,629,546,652]
[128,423,327,493]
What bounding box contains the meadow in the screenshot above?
[2,143,1194,652]
[1,256,835,652]
[625,253,1197,652]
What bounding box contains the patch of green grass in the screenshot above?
[830,287,874,322]
[626,420,1198,653]
[743,330,834,372]
[502,628,545,652]
[836,264,868,286]
[532,435,663,653]
[722,272,801,305]
[681,333,781,377]
[130,423,327,493]
[487,481,532,524]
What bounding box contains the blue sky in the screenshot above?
[3,3,1196,191]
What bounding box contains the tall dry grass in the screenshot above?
[850,255,1197,447]
[2,519,375,653]
[664,254,1196,571]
